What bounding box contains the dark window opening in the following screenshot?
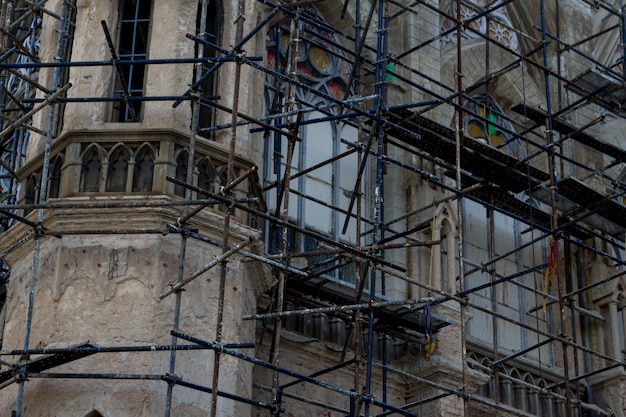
[195,0,222,137]
[174,151,189,197]
[112,0,153,122]
[197,157,218,193]
[24,175,38,214]
[47,156,63,199]
[80,148,102,192]
[132,146,154,192]
[53,3,77,135]
[106,147,130,192]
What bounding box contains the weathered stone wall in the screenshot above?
[0,206,273,416]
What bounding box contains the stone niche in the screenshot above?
[0,129,274,416]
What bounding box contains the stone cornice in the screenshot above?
[0,195,263,269]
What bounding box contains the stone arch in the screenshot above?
[479,356,495,398]
[497,365,513,405]
[132,142,156,192]
[24,173,40,213]
[431,200,458,292]
[48,154,64,199]
[509,368,527,410]
[84,411,104,417]
[106,143,131,192]
[196,155,219,194]
[174,148,191,197]
[524,372,539,413]
[80,143,105,192]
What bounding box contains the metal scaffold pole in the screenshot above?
[1,0,626,416]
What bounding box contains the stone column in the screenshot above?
[620,304,626,359]
[609,301,621,359]
[60,141,82,197]
[432,222,442,291]
[446,228,456,293]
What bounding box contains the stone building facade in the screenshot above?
[0,0,625,416]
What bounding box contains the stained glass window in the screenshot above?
[463,94,526,160]
[264,7,361,285]
[266,6,352,101]
[440,0,519,52]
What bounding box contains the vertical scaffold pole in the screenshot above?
[163,0,209,413]
[539,0,571,415]
[454,0,469,415]
[365,0,387,415]
[15,1,75,415]
[209,0,247,414]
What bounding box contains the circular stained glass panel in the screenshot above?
[308,46,331,74]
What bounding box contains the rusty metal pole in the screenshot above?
[209,0,248,415]
[454,0,469,415]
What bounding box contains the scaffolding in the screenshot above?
[1,0,626,416]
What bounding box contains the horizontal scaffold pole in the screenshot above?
[171,330,417,417]
[243,297,436,320]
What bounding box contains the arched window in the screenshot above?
[263,6,360,284]
[84,411,104,417]
[174,150,190,197]
[106,146,130,192]
[463,94,526,160]
[499,367,513,405]
[511,369,527,411]
[80,146,103,192]
[47,155,63,199]
[24,174,38,215]
[195,0,222,137]
[196,156,219,193]
[112,0,153,122]
[525,374,539,414]
[132,144,154,192]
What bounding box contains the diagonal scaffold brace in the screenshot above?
[159,236,254,299]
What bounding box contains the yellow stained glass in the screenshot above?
[490,133,504,147]
[467,121,485,139]
[281,34,289,51]
[309,46,330,73]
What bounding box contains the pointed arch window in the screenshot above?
[106,146,130,192]
[263,7,361,285]
[132,145,154,192]
[112,0,153,122]
[80,146,103,192]
[47,156,63,199]
[197,156,219,193]
[174,150,190,197]
[24,174,38,215]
